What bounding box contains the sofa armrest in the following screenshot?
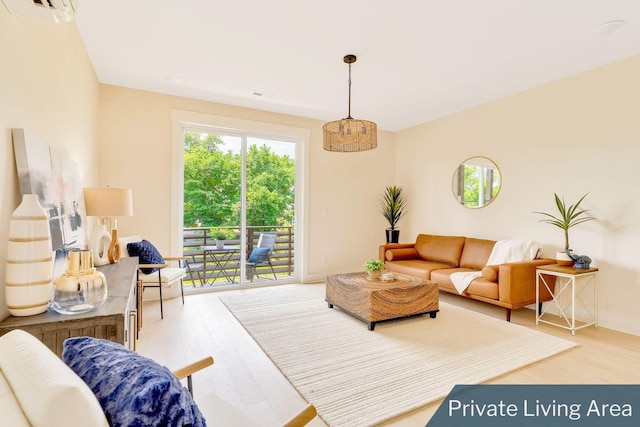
[498,259,557,305]
[379,243,415,262]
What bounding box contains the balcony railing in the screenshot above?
[182,226,294,288]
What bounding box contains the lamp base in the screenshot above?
[107,229,121,264]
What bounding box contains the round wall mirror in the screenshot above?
[452,156,501,208]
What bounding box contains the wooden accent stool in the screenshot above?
[326,272,439,331]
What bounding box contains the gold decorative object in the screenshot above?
[52,249,107,314]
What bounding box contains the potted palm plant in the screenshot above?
[381,185,407,243]
[534,193,595,265]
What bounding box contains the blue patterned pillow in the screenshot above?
[248,247,270,263]
[62,337,206,427]
[127,239,164,274]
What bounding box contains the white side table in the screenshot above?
[536,264,599,335]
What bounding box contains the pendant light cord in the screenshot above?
[346,61,352,119]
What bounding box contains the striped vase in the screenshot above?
[5,194,54,316]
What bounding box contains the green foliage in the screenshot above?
[534,193,595,250]
[241,144,295,227]
[462,165,500,207]
[364,258,385,273]
[183,131,295,228]
[381,186,407,230]
[209,227,234,240]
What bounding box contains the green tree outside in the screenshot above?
[463,165,500,207]
[183,131,295,228]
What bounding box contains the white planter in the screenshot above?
[5,194,53,316]
[556,251,574,267]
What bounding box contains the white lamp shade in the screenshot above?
[83,188,133,217]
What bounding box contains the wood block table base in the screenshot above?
[326,272,439,331]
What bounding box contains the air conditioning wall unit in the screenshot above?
[2,0,77,23]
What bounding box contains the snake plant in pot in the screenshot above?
[381,185,407,243]
[534,193,595,266]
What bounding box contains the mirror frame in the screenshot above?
[452,156,501,208]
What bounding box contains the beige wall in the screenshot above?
[0,9,100,318]
[97,85,396,281]
[396,54,640,335]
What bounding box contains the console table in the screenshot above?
[0,257,138,357]
[536,264,599,335]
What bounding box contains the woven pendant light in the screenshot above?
[323,55,377,152]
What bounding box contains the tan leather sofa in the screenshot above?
[379,234,557,321]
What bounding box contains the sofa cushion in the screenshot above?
[248,247,270,263]
[385,248,418,261]
[414,234,466,266]
[118,235,143,257]
[138,267,186,285]
[482,265,499,282]
[0,330,108,427]
[384,259,454,280]
[62,336,205,427]
[431,268,499,300]
[127,239,165,274]
[459,238,496,270]
[466,278,500,300]
[0,370,29,427]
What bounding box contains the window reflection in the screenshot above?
[452,157,501,208]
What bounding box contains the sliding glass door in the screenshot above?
[182,127,296,289]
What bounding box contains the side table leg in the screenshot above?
[368,322,375,331]
[571,277,576,335]
[536,271,540,325]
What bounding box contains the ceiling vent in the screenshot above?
[2,0,77,23]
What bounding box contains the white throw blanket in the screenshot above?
[450,239,541,294]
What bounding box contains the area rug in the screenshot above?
[220,285,576,427]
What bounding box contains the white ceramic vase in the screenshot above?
[556,251,574,267]
[5,194,54,316]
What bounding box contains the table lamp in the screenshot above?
[83,187,133,264]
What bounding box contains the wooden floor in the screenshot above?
[137,284,640,427]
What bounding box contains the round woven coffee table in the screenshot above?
[325,272,439,331]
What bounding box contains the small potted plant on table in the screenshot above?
[211,228,233,249]
[364,258,385,281]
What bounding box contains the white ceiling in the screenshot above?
[74,0,640,131]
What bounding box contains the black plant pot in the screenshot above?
[386,229,400,243]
